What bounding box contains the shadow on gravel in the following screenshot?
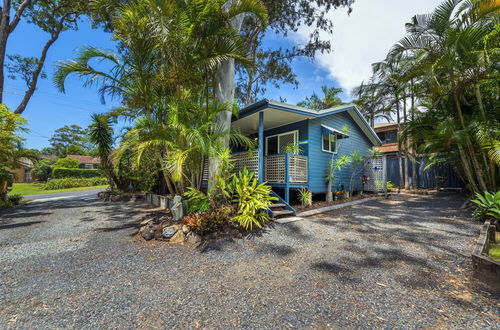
[256,242,296,257]
[0,221,45,230]
[1,211,51,219]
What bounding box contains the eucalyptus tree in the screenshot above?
[0,0,90,114]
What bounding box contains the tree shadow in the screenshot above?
[0,221,45,230]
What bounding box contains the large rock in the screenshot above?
[140,226,155,241]
[162,226,178,239]
[186,232,202,245]
[170,230,185,244]
[171,195,184,221]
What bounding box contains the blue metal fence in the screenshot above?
[386,157,464,189]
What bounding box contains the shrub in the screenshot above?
[184,187,210,214]
[8,194,23,205]
[184,206,234,234]
[472,191,500,220]
[41,177,108,190]
[231,168,277,230]
[53,167,105,179]
[32,160,53,181]
[54,157,80,168]
[386,181,394,191]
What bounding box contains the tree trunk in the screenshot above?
[395,94,403,192]
[0,0,32,104]
[402,92,409,190]
[208,6,246,190]
[326,180,332,202]
[410,80,417,189]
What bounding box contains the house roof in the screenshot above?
[233,99,382,146]
[67,155,100,164]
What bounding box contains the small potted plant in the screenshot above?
[334,190,344,201]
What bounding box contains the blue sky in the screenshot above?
[5,0,440,150]
[5,17,341,150]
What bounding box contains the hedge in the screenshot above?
[41,177,108,190]
[53,167,105,179]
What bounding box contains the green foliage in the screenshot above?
[386,181,394,191]
[471,191,500,220]
[49,125,92,157]
[185,188,211,214]
[52,167,105,179]
[41,177,108,190]
[297,85,344,110]
[284,143,302,154]
[347,151,364,193]
[8,193,23,205]
[231,168,277,230]
[31,159,54,181]
[54,157,81,168]
[298,188,312,207]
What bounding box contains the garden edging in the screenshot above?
[471,218,500,287]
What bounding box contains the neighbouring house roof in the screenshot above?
[67,155,100,164]
[233,99,382,146]
[18,157,33,168]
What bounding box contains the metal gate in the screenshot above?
[363,156,387,193]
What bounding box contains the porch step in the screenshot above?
[272,210,294,217]
[269,203,287,209]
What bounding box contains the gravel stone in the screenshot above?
[0,192,498,328]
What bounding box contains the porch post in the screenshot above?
[258,111,264,183]
[285,153,290,203]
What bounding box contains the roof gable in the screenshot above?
[237,100,382,146]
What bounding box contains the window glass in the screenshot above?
[330,134,337,152]
[385,130,397,143]
[322,134,337,153]
[266,136,278,155]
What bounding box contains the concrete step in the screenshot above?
[269,203,287,209]
[272,210,294,217]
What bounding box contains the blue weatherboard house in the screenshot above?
[205,99,382,215]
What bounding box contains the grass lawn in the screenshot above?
[9,183,108,196]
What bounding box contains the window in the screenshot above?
[265,131,298,155]
[376,130,397,144]
[84,164,93,169]
[322,133,337,153]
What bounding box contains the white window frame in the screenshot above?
[265,130,299,155]
[322,133,338,154]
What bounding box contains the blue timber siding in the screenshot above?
[308,112,374,193]
[263,120,309,156]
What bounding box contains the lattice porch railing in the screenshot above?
[289,155,308,183]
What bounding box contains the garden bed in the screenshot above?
[471,218,500,289]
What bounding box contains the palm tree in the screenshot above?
[392,0,500,192]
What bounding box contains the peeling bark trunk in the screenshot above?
[208,5,246,190]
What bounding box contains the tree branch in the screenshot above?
[8,0,31,33]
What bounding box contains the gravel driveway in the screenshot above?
[0,192,498,328]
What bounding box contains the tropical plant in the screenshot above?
[231,168,277,230]
[388,0,500,193]
[347,151,364,195]
[325,154,349,202]
[54,157,80,168]
[471,191,500,220]
[298,188,313,207]
[185,188,211,214]
[297,85,344,110]
[284,142,302,154]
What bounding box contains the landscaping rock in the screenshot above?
[182,225,189,234]
[171,195,184,221]
[186,232,202,245]
[140,226,155,241]
[170,230,185,244]
[162,226,178,239]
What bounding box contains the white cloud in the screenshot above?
[292,0,441,96]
